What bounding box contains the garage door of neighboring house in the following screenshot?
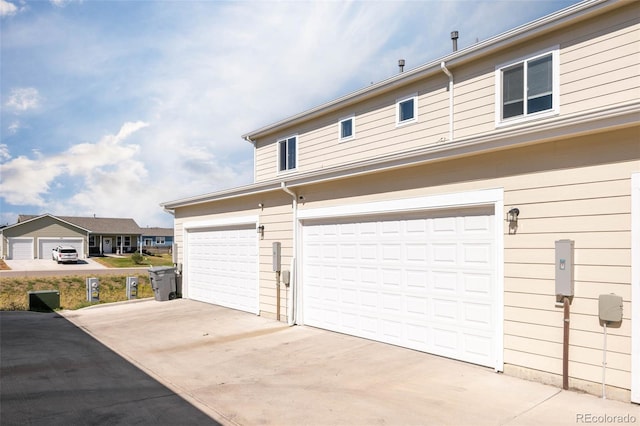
[38,238,84,259]
[185,223,259,314]
[298,190,503,370]
[8,238,34,260]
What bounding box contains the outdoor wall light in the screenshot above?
[258,203,264,209]
[507,207,520,235]
[257,225,265,237]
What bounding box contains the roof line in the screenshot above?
[242,0,615,140]
[163,100,640,209]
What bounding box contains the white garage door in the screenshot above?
[302,208,497,368]
[186,226,259,314]
[8,238,34,260]
[39,238,84,259]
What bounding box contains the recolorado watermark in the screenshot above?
[576,413,637,424]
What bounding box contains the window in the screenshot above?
[278,135,297,172]
[89,236,95,247]
[124,236,131,246]
[156,236,165,245]
[117,236,122,246]
[339,116,355,141]
[145,238,153,247]
[497,49,558,124]
[396,94,417,126]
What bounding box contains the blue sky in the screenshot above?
[1,0,579,228]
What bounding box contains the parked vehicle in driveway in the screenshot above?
[51,246,78,264]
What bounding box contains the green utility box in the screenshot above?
[28,290,60,312]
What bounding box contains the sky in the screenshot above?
[1,0,580,228]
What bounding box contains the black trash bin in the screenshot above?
[148,266,178,301]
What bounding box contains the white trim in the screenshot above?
[495,46,560,127]
[297,188,505,372]
[338,114,355,142]
[182,215,258,230]
[631,172,640,403]
[396,93,418,127]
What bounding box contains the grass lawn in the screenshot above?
[0,274,155,311]
[92,253,174,268]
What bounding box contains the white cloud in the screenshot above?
[0,120,148,208]
[0,0,579,227]
[7,120,21,134]
[0,0,18,17]
[0,144,11,161]
[5,87,41,112]
[49,0,78,8]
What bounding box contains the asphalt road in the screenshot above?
[0,310,219,426]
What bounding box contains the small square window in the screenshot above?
[396,94,417,125]
[278,135,297,172]
[339,116,355,141]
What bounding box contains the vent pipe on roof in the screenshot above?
[398,59,405,73]
[451,30,459,52]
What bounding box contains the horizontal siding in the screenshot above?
[251,3,637,183]
[295,129,638,391]
[560,11,639,115]
[502,163,634,389]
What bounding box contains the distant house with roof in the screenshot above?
[0,214,144,259]
[141,227,174,253]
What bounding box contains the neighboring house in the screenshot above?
[161,0,640,403]
[141,227,174,252]
[0,214,143,258]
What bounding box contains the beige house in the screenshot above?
[162,0,640,402]
[1,214,143,258]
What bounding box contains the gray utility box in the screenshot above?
[29,290,60,312]
[148,266,178,301]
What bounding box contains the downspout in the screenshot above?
[440,61,454,142]
[245,136,257,185]
[280,181,297,326]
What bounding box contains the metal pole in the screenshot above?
[602,322,608,399]
[276,271,281,321]
[563,296,570,390]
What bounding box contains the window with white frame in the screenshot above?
[339,116,355,141]
[496,48,559,124]
[156,236,165,245]
[278,135,297,172]
[396,94,417,126]
[124,236,131,246]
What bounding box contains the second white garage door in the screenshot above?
[39,238,84,259]
[302,207,497,368]
[186,226,259,314]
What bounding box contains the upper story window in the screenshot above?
[339,115,355,141]
[278,135,297,172]
[396,93,418,126]
[496,48,559,125]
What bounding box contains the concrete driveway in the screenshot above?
[0,258,150,278]
[3,258,106,271]
[3,299,638,425]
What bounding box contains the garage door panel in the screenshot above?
[39,239,84,259]
[302,209,497,368]
[186,227,258,314]
[9,238,34,260]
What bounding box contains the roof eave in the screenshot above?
[242,0,616,140]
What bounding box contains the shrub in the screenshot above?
[131,251,144,265]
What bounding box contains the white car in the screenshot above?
[52,245,78,264]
